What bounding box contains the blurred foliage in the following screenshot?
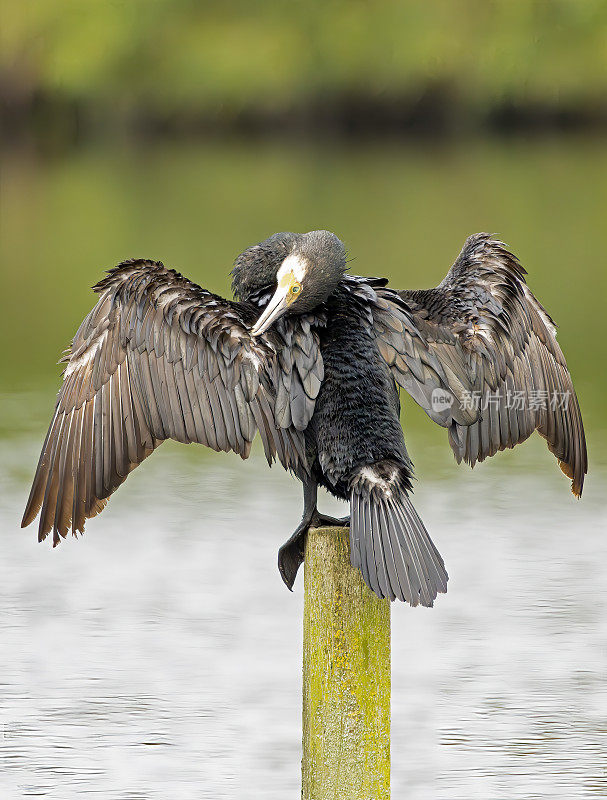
[2,0,607,123]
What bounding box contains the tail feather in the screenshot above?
[377,501,406,603]
[390,496,431,606]
[392,494,447,597]
[350,480,448,607]
[371,503,393,601]
[365,500,382,597]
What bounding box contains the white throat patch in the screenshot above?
[278,253,307,283]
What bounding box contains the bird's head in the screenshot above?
[231,230,346,336]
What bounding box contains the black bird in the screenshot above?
[22,231,587,606]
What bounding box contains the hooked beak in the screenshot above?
[250,286,289,336]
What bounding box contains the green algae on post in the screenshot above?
[302,526,391,800]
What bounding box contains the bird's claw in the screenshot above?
[278,511,350,590]
[309,511,350,528]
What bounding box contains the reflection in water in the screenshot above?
[1,435,605,798]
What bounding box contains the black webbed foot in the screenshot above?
[278,510,350,591]
[278,518,309,592]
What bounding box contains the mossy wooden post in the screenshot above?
[302,526,391,800]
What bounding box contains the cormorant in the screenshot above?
[22,231,587,606]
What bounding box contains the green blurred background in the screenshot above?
[2,1,607,144]
[1,2,606,468]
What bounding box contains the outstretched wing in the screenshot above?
[23,259,321,545]
[373,233,587,496]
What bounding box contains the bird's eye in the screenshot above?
[290,283,301,295]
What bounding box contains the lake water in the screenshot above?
[1,138,605,798]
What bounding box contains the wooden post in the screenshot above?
[302,526,391,800]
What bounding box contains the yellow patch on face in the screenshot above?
[279,271,302,304]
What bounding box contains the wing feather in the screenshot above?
[373,234,587,495]
[23,258,319,544]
